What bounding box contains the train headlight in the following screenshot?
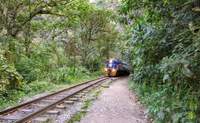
[112,68,116,72]
[104,68,108,71]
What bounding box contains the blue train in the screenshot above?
[103,59,130,77]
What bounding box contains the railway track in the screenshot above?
[0,77,115,123]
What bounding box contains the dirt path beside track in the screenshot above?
[79,77,149,123]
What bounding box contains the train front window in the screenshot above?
[107,63,117,68]
[106,59,120,69]
[108,63,112,68]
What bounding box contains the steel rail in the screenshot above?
[15,77,109,123]
[0,77,106,116]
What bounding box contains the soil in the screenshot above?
[79,77,149,123]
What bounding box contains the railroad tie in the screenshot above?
[40,99,54,103]
[69,97,79,101]
[46,110,60,115]
[63,101,74,105]
[82,90,89,93]
[46,97,60,100]
[32,104,47,107]
[74,95,82,98]
[78,93,85,96]
[20,109,33,113]
[33,117,50,123]
[56,104,66,109]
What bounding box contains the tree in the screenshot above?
[77,8,117,68]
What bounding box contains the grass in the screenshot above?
[0,73,99,110]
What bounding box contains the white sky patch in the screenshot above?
[89,0,96,3]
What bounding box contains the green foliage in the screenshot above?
[26,81,54,93]
[130,81,199,123]
[77,8,118,69]
[0,0,119,110]
[0,55,23,90]
[121,0,200,122]
[48,66,90,84]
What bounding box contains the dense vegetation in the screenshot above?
[1,0,200,122]
[120,0,200,122]
[0,0,119,109]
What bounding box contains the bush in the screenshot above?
[15,55,41,82]
[48,67,70,83]
[28,81,54,92]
